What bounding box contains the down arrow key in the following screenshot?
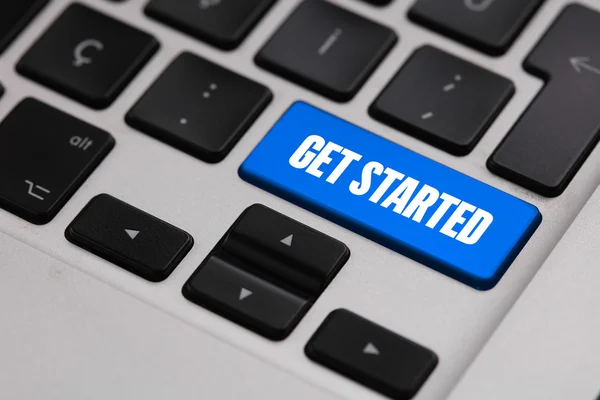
[125,229,139,240]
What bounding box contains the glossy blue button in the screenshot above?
[239,102,541,290]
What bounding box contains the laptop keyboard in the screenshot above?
[0,1,599,399]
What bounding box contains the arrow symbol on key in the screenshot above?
[570,57,600,76]
[280,234,294,247]
[239,288,253,301]
[363,342,380,356]
[125,229,139,240]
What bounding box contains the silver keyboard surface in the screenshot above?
[1,1,600,399]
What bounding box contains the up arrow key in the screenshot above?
[280,234,293,247]
[363,342,380,356]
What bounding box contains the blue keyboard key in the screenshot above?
[239,102,541,290]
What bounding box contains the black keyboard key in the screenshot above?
[183,251,310,340]
[362,0,393,5]
[221,204,350,296]
[255,0,397,102]
[146,0,276,50]
[17,4,159,109]
[126,52,271,163]
[0,0,48,54]
[66,194,193,282]
[184,204,349,339]
[370,46,514,155]
[0,99,114,224]
[409,0,544,56]
[488,5,600,197]
[306,310,438,400]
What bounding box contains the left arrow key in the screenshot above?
[66,194,193,281]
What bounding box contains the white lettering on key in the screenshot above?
[456,209,494,245]
[401,184,440,223]
[368,168,405,204]
[288,135,495,244]
[289,135,326,169]
[425,193,461,229]
[381,177,420,214]
[440,201,477,239]
[318,28,343,56]
[349,161,384,196]
[305,141,343,178]
[326,148,362,184]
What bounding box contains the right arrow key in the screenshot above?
[306,310,438,400]
[488,4,600,197]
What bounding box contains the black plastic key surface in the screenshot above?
[183,252,310,340]
[409,0,544,56]
[0,0,49,54]
[146,0,276,50]
[126,52,272,163]
[0,99,114,224]
[362,0,393,5]
[66,194,194,282]
[221,204,350,296]
[370,46,514,155]
[488,5,600,197]
[184,204,349,340]
[306,310,438,400]
[255,0,397,102]
[17,4,159,109]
